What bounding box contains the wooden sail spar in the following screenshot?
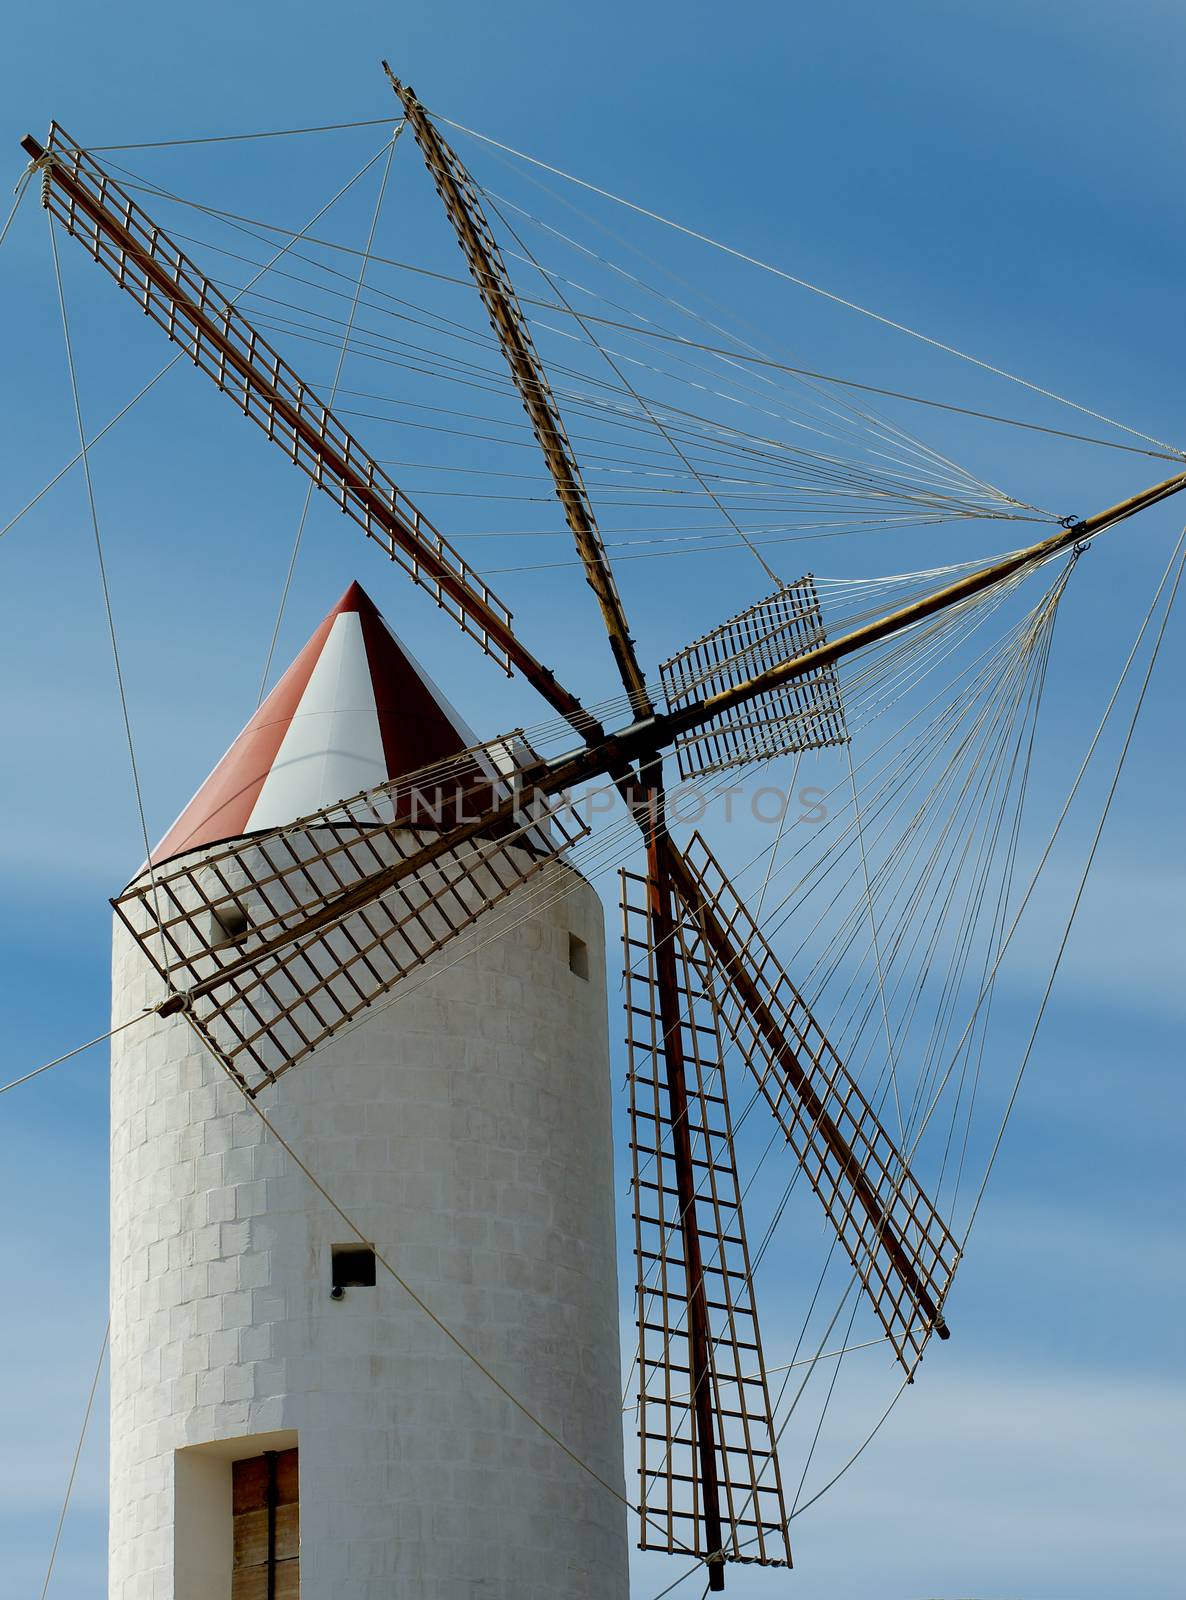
[386,69,654,721]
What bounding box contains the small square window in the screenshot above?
[331,1244,376,1290]
[568,933,590,980]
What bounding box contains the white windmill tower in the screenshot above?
[108,581,629,1598]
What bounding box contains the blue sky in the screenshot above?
[1,3,1183,1597]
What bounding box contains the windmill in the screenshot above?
[18,76,1186,1593]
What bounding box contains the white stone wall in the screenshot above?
[109,853,629,1599]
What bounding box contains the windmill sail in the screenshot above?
[666,835,959,1376]
[114,732,586,1095]
[622,867,792,1571]
[659,578,849,779]
[26,123,600,741]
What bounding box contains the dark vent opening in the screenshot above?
[212,901,250,944]
[568,933,590,980]
[331,1244,376,1291]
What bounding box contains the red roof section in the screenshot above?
[149,581,476,867]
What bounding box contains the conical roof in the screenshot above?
[150,581,479,867]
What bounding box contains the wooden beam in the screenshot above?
[646,826,727,1589]
[383,71,654,720]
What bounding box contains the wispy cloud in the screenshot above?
[630,1356,1184,1600]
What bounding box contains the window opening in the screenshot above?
[568,933,590,980]
[331,1243,376,1296]
[210,900,250,945]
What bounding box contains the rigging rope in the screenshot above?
[436,111,1183,456]
[86,154,1180,465]
[484,179,1027,509]
[89,116,403,151]
[0,1015,145,1098]
[85,158,1078,542]
[646,1562,706,1599]
[789,1375,908,1519]
[198,214,1186,460]
[0,166,34,250]
[959,527,1186,1250]
[751,538,1172,1526]
[483,188,781,581]
[0,140,400,548]
[845,739,904,1138]
[219,303,1006,514]
[788,1294,862,1516]
[900,526,1186,1168]
[256,127,404,703]
[49,221,162,919]
[622,567,1073,1542]
[37,1320,109,1600]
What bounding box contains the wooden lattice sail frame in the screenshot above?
[659,578,849,778]
[668,835,960,1375]
[619,829,962,1567]
[623,867,792,1572]
[114,735,587,1094]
